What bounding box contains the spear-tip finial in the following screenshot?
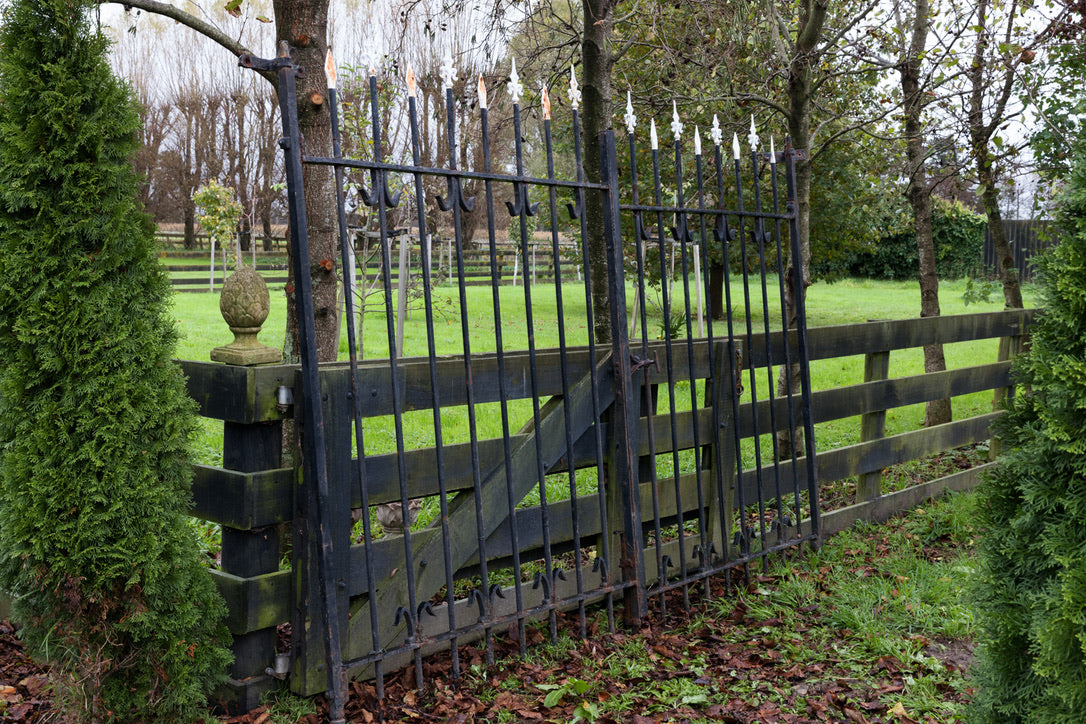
[325,49,337,90]
[542,85,551,120]
[770,136,776,163]
[748,115,759,152]
[732,132,741,161]
[671,100,683,141]
[624,91,637,134]
[650,118,659,151]
[568,64,581,110]
[695,126,702,156]
[440,50,457,92]
[710,114,722,147]
[407,65,417,98]
[508,57,523,103]
[478,75,487,110]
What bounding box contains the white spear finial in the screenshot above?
[694,126,702,156]
[671,100,683,141]
[568,64,581,110]
[407,65,417,98]
[770,136,776,163]
[710,114,722,147]
[325,49,337,90]
[478,75,487,110]
[363,41,379,77]
[440,50,457,92]
[732,133,741,161]
[748,115,759,152]
[650,118,659,151]
[508,57,523,103]
[624,91,637,134]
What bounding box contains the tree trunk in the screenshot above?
[582,0,616,345]
[976,151,1024,309]
[902,0,950,427]
[967,0,1024,311]
[274,0,339,364]
[774,1,823,460]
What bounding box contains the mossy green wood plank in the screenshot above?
[736,413,999,504]
[334,357,615,691]
[345,472,708,605]
[817,463,994,538]
[190,464,293,529]
[179,361,293,423]
[723,363,1013,440]
[332,341,712,418]
[707,340,737,564]
[210,569,291,635]
[291,371,354,696]
[859,348,891,502]
[742,309,1035,368]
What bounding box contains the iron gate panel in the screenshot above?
[243,43,818,715]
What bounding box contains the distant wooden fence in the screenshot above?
[168,239,582,291]
[182,307,1033,710]
[979,220,1059,282]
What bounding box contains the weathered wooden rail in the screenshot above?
[184,307,1033,709]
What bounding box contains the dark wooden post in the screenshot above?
[858,324,890,502]
[990,332,1026,459]
[220,419,283,711]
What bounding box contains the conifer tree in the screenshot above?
[0,0,231,719]
[971,137,1086,722]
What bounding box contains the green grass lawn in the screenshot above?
[171,275,1034,467]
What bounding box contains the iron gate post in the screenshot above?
[599,130,647,623]
[241,42,347,721]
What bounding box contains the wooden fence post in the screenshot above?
[990,332,1026,459]
[858,327,890,502]
[220,419,283,711]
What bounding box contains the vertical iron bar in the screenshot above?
[438,83,495,667]
[783,142,820,541]
[479,99,527,653]
[767,153,805,539]
[674,138,710,604]
[654,138,689,608]
[601,130,647,624]
[366,70,424,688]
[432,82,476,682]
[750,154,787,542]
[542,105,586,636]
[273,44,346,721]
[510,98,558,640]
[712,144,746,586]
[328,71,385,702]
[572,107,615,632]
[627,130,665,614]
[731,153,760,572]
[693,142,721,596]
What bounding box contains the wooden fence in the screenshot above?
[183,307,1033,710]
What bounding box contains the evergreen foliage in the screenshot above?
[0,1,231,719]
[970,138,1086,722]
[850,197,987,281]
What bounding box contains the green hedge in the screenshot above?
[0,1,231,720]
[850,197,987,280]
[970,138,1086,722]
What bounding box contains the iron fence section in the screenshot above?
[244,43,819,717]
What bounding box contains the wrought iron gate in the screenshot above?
[242,43,818,720]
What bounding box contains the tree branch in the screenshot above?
[99,1,276,86]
